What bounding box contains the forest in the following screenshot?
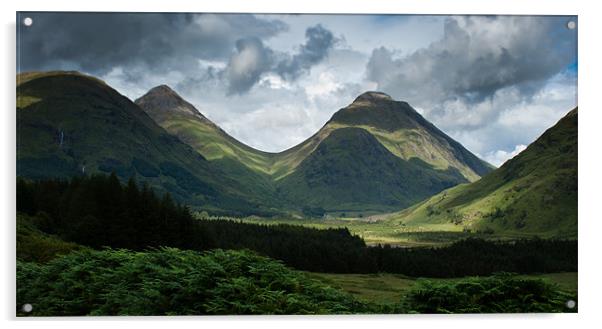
[17,174,577,277]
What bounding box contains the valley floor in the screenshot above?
[219,216,562,247]
[307,272,578,304]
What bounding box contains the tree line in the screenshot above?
[17,174,577,277]
[17,174,202,250]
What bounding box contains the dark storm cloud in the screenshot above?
[17,12,287,75]
[18,12,337,97]
[365,16,577,107]
[226,37,274,95]
[224,24,337,94]
[276,24,337,80]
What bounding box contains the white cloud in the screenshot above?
[304,71,342,100]
[482,144,527,167]
[197,59,227,70]
[221,103,318,152]
[259,73,292,90]
[441,72,576,162]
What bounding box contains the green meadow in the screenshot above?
[211,215,546,247]
[308,272,577,305]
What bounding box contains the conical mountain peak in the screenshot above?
[146,84,180,97]
[353,91,393,103]
[329,91,421,132]
[138,84,186,106]
[136,85,206,120]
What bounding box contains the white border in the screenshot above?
[2,1,601,328]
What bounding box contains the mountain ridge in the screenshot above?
[134,81,495,212]
[136,86,494,181]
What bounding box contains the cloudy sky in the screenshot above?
[18,13,577,166]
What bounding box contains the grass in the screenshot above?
[306,272,416,304]
[308,272,577,304]
[275,127,472,212]
[209,215,521,247]
[386,109,578,239]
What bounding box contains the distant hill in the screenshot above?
[16,71,281,216]
[388,108,578,238]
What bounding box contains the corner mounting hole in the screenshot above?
[566,299,576,309]
[22,303,33,313]
[567,21,576,30]
[23,17,33,26]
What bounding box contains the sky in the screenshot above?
[17,13,577,166]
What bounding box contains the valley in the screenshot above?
[13,10,580,317]
[206,214,567,247]
[16,70,578,315]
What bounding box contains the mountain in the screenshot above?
[325,92,493,181]
[276,127,470,213]
[136,87,494,213]
[16,71,280,216]
[388,108,578,238]
[274,92,494,212]
[135,85,277,174]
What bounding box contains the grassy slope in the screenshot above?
[276,127,468,212]
[135,86,278,174]
[388,108,578,238]
[16,72,280,215]
[326,93,494,181]
[309,272,577,304]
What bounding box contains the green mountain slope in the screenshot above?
[327,92,493,180]
[16,71,280,215]
[272,92,493,182]
[270,93,493,212]
[276,127,468,213]
[389,108,578,238]
[135,85,278,174]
